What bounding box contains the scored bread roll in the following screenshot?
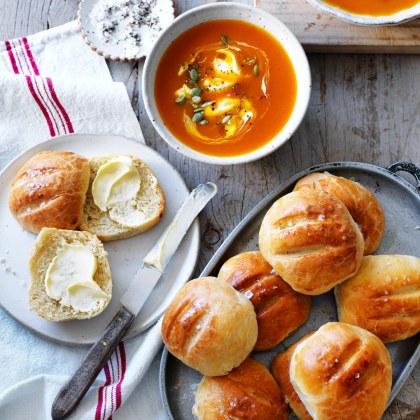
[259,190,364,295]
[161,277,258,377]
[29,228,112,321]
[290,323,392,420]
[335,255,420,343]
[193,358,289,420]
[294,172,384,255]
[80,155,165,241]
[271,332,315,420]
[8,151,90,233]
[218,251,311,350]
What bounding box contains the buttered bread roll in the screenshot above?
[80,155,165,241]
[259,190,364,295]
[29,228,112,321]
[8,151,89,233]
[271,332,315,420]
[193,358,289,420]
[290,323,392,420]
[162,277,258,376]
[335,255,420,343]
[218,251,311,350]
[294,172,384,255]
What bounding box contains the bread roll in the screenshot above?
[259,190,364,295]
[8,151,90,233]
[162,277,258,377]
[335,255,420,343]
[80,155,165,241]
[290,323,392,420]
[294,172,384,255]
[271,332,315,420]
[193,358,289,420]
[218,251,311,350]
[29,228,112,321]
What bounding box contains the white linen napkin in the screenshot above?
[0,21,166,420]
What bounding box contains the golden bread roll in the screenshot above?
[294,172,384,255]
[193,358,289,420]
[335,255,420,343]
[8,151,90,233]
[218,251,311,350]
[290,322,392,420]
[271,332,315,420]
[162,277,258,376]
[259,190,364,295]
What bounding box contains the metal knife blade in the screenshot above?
[51,182,217,420]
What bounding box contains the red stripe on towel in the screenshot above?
[46,77,74,133]
[4,40,18,74]
[22,37,40,75]
[102,363,112,420]
[115,343,127,410]
[95,361,112,420]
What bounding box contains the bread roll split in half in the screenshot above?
[271,332,315,420]
[259,190,364,295]
[294,172,385,255]
[80,155,165,241]
[8,151,90,233]
[162,277,258,377]
[193,358,289,420]
[335,255,420,343]
[290,322,392,420]
[29,228,112,321]
[218,251,311,350]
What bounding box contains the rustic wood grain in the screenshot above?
[257,0,420,53]
[0,0,418,418]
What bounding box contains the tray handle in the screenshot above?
[387,161,420,192]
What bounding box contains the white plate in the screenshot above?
[0,134,200,345]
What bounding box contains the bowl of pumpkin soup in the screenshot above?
[142,2,311,164]
[307,0,420,26]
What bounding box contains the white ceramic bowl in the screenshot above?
[142,2,311,165]
[307,0,420,26]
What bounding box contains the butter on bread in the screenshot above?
[193,358,289,420]
[8,150,90,233]
[259,190,364,295]
[29,228,112,321]
[80,154,165,241]
[294,172,384,255]
[290,323,392,420]
[335,255,420,343]
[218,251,311,351]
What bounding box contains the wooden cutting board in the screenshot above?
[256,0,420,53]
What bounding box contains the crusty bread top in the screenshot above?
[294,172,384,255]
[259,190,364,295]
[193,358,289,420]
[290,322,392,420]
[218,251,311,351]
[8,151,90,233]
[162,277,258,377]
[271,332,315,420]
[28,228,112,321]
[335,255,420,343]
[80,155,165,241]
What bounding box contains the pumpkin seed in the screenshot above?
[253,64,259,77]
[191,96,202,104]
[199,119,209,125]
[190,68,199,81]
[175,95,186,104]
[222,114,232,124]
[193,107,204,113]
[221,34,229,45]
[192,112,204,123]
[202,101,213,107]
[190,87,202,96]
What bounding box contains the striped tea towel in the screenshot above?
[0,21,166,420]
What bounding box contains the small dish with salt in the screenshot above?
[78,0,175,61]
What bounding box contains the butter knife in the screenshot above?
[51,182,217,419]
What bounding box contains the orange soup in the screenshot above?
[323,0,419,16]
[154,20,297,157]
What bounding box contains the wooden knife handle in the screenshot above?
[51,307,135,420]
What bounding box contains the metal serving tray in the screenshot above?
[160,161,420,419]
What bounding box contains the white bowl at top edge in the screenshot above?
[142,2,311,165]
[306,0,420,26]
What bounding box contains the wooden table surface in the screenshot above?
[1,0,419,418]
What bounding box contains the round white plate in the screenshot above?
[0,134,200,345]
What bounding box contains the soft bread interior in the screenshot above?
[28,228,112,321]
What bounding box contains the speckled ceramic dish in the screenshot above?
[307,0,420,26]
[78,0,175,61]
